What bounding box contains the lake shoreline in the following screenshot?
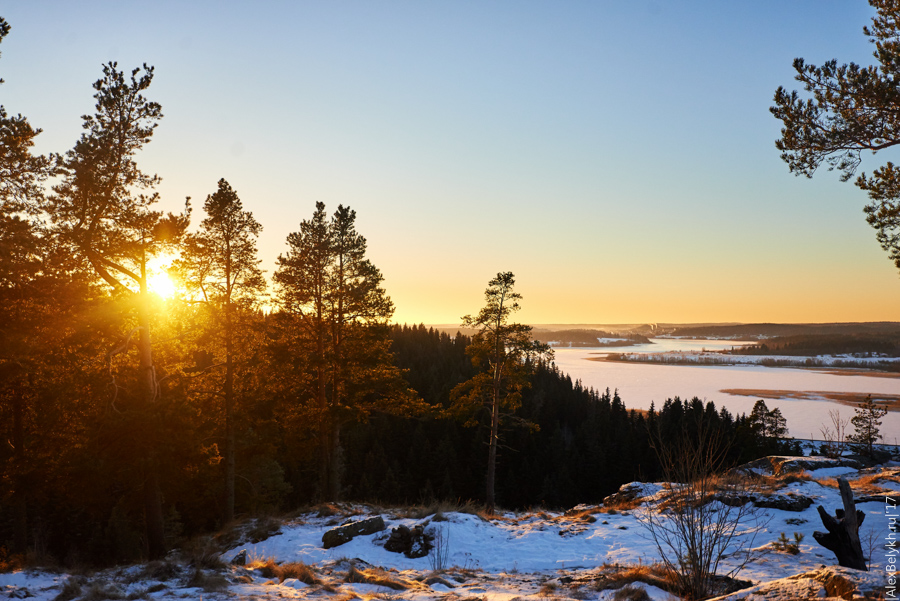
[589,354,900,377]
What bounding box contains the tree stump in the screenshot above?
[812,477,867,570]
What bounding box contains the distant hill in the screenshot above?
[664,322,900,340]
[423,322,900,342]
[425,326,650,347]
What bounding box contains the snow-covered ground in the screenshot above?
[2,462,896,601]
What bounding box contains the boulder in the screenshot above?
[383,524,433,558]
[230,549,247,566]
[321,516,385,549]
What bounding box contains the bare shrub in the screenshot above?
[637,419,768,600]
[429,525,451,572]
[80,582,125,601]
[820,409,850,458]
[53,578,84,601]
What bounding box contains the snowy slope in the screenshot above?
[1,463,895,601]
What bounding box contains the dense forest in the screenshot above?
[0,27,798,567]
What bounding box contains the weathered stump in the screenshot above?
[812,477,867,570]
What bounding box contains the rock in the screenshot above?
[602,482,662,507]
[321,516,385,549]
[564,504,600,516]
[230,549,247,566]
[737,455,863,476]
[383,523,434,558]
[716,492,814,512]
[707,566,884,600]
[7,588,33,599]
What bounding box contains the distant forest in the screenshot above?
[433,327,651,348]
[531,328,651,347]
[665,322,900,340]
[731,334,900,357]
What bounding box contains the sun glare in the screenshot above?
[146,254,178,299]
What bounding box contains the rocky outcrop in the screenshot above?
[707,566,885,600]
[736,456,862,476]
[602,482,663,507]
[321,516,385,549]
[717,491,814,512]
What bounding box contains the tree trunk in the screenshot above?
[12,388,27,555]
[813,477,867,570]
[224,299,235,523]
[329,422,342,501]
[315,311,330,500]
[138,260,166,560]
[486,377,500,514]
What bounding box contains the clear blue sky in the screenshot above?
[3,1,898,324]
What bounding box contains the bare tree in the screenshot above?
[637,418,768,600]
[819,409,850,459]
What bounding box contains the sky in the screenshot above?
[3,1,899,325]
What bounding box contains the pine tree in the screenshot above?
[449,272,552,513]
[848,396,887,457]
[274,203,416,500]
[47,62,188,559]
[772,0,900,273]
[177,178,265,523]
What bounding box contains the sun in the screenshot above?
[146,254,178,299]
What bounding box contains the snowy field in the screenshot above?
[2,460,896,601]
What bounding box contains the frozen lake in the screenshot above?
[552,339,899,444]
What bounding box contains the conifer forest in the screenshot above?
[0,43,802,565]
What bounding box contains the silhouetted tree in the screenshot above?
[274,203,416,500]
[848,396,887,457]
[449,272,552,513]
[47,62,188,559]
[177,178,265,523]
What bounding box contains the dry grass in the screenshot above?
[275,561,320,585]
[591,563,676,596]
[345,564,416,590]
[246,556,321,584]
[53,578,85,601]
[182,538,225,571]
[394,499,480,520]
[538,581,558,597]
[80,581,125,601]
[814,470,898,493]
[184,567,229,592]
[611,583,651,601]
